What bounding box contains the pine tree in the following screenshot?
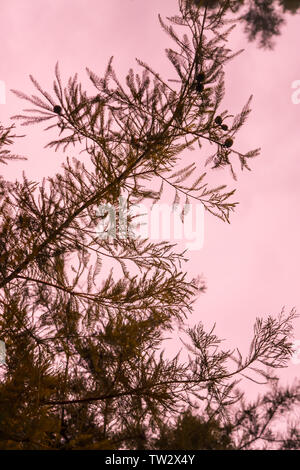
[0,0,296,449]
[151,380,300,450]
[188,0,300,48]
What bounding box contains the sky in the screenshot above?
[1,0,300,399]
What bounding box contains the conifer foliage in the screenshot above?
[187,0,300,49]
[0,1,297,449]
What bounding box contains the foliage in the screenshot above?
[188,0,300,48]
[152,379,300,450]
[150,379,300,450]
[0,0,297,449]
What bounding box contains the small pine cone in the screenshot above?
[195,82,204,93]
[224,138,233,148]
[53,105,62,115]
[196,72,205,83]
[214,115,222,125]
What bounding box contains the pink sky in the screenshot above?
[1,0,300,397]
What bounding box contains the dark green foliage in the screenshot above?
[151,380,300,450]
[152,410,233,450]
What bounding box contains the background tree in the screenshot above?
[151,380,300,450]
[188,0,300,48]
[0,0,297,449]
[150,409,233,450]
